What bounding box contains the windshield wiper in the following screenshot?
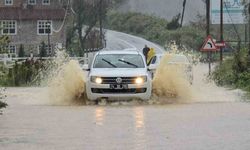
[102,58,117,68]
[118,59,138,68]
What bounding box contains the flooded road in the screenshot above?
[1,91,250,150]
[1,63,250,150]
[1,31,250,150]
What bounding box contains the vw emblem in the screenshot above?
[116,77,123,84]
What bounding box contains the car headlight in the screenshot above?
[135,76,147,84]
[91,76,102,84]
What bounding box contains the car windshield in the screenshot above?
[93,54,145,68]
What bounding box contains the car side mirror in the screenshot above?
[82,64,90,71]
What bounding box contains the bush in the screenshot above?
[212,48,250,92]
[212,58,235,86]
[0,101,7,109]
[18,44,25,57]
[0,88,7,110]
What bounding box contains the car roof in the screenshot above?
[98,50,141,55]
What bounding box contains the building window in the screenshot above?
[5,45,16,54]
[28,0,36,5]
[37,20,52,35]
[1,20,17,35]
[42,0,50,5]
[5,0,13,5]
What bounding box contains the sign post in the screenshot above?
[200,35,219,75]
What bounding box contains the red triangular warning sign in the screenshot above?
[200,35,218,51]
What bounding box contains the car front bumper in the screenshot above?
[86,81,152,101]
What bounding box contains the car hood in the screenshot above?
[90,68,148,77]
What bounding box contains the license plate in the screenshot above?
[110,84,128,89]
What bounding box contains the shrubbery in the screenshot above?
[0,59,44,86]
[212,48,250,92]
[0,88,7,110]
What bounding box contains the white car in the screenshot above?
[85,50,152,101]
[148,53,193,84]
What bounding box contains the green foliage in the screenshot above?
[212,48,250,92]
[107,12,168,44]
[0,101,7,109]
[0,60,44,86]
[0,34,10,54]
[212,58,235,86]
[39,41,47,57]
[167,14,181,30]
[18,44,25,57]
[0,88,7,110]
[107,11,204,50]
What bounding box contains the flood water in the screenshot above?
[1,61,250,149]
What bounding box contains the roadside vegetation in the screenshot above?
[0,88,7,110]
[106,11,205,51]
[212,48,250,93]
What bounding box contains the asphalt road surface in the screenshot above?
[1,31,250,150]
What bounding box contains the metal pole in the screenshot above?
[206,0,211,75]
[99,0,103,48]
[180,0,187,27]
[245,23,247,47]
[220,0,224,63]
[46,21,51,56]
[248,3,250,56]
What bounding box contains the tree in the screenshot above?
[39,41,47,57]
[70,0,115,55]
[0,35,10,54]
[167,13,181,30]
[18,44,25,57]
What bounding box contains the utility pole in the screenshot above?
[248,2,250,67]
[99,0,104,48]
[47,21,51,56]
[206,0,211,75]
[180,0,187,27]
[248,3,250,55]
[220,0,224,63]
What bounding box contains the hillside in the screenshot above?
[118,0,205,24]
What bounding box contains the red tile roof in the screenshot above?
[0,7,65,20]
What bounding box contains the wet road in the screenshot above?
[1,92,250,150]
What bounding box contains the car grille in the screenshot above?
[91,88,147,94]
[101,77,136,84]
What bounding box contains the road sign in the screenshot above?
[215,41,226,47]
[200,35,218,51]
[211,0,245,24]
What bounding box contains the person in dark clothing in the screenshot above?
[142,45,150,62]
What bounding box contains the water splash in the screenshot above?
[152,53,193,103]
[36,49,87,105]
[47,60,87,105]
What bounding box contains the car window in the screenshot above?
[93,54,145,68]
[149,56,157,64]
